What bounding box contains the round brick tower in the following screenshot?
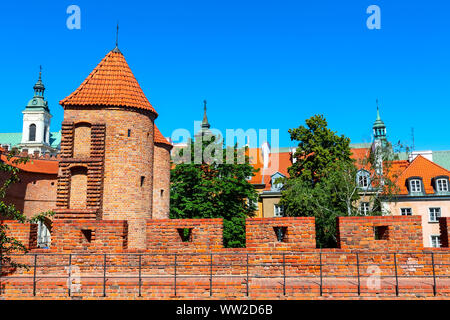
[59,47,159,249]
[153,125,172,219]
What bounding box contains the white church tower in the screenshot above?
[18,67,57,155]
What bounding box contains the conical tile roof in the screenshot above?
[154,125,172,147]
[60,49,157,116]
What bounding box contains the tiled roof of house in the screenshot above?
[394,155,450,195]
[154,125,172,147]
[0,154,59,174]
[60,49,157,116]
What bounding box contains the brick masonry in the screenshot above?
[337,216,424,251]
[1,216,450,299]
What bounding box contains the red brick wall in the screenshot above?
[0,171,57,220]
[152,143,171,219]
[246,217,316,251]
[62,107,156,249]
[146,219,223,252]
[51,219,128,252]
[0,220,37,250]
[337,216,424,251]
[440,217,450,248]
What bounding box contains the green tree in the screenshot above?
[170,134,258,248]
[0,151,54,272]
[279,115,360,247]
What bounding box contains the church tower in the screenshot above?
[372,101,388,176]
[19,67,57,155]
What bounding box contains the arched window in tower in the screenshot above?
[43,126,48,143]
[29,124,36,141]
[73,122,91,158]
[69,166,88,209]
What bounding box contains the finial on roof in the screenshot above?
[39,65,42,80]
[201,99,210,130]
[112,22,121,53]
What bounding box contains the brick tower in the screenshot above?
[55,46,160,249]
[153,126,172,219]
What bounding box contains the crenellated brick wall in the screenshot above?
[1,216,450,299]
[51,219,128,252]
[146,218,223,253]
[337,216,424,251]
[246,217,316,251]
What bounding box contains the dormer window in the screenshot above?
[356,170,371,189]
[436,177,449,193]
[409,179,422,193]
[271,172,285,192]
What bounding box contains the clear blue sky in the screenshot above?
[0,0,449,150]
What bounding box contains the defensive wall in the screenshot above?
[0,216,450,299]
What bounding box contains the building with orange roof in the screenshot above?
[386,155,450,247]
[1,45,173,249]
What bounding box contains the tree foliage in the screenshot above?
[279,115,404,247]
[0,151,54,271]
[170,134,258,248]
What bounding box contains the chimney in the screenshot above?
[33,150,40,158]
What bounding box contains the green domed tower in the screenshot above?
[18,66,57,155]
[373,104,387,142]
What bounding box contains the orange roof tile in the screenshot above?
[60,49,157,116]
[0,155,59,175]
[154,125,172,147]
[394,155,450,195]
[248,149,292,190]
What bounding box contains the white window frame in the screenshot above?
[430,235,441,248]
[429,207,441,223]
[359,202,370,215]
[400,208,412,216]
[274,204,284,217]
[410,179,422,193]
[436,178,449,192]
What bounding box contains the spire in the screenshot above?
[33,65,45,97]
[373,99,386,141]
[112,22,121,53]
[201,99,210,130]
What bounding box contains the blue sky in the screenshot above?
[0,0,449,150]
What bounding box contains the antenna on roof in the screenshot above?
[411,127,415,152]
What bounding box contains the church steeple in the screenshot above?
[201,99,210,130]
[26,66,49,112]
[373,99,386,141]
[33,66,45,97]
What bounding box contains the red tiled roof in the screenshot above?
[0,155,59,175]
[60,49,157,116]
[394,155,450,195]
[154,125,172,147]
[248,149,292,190]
